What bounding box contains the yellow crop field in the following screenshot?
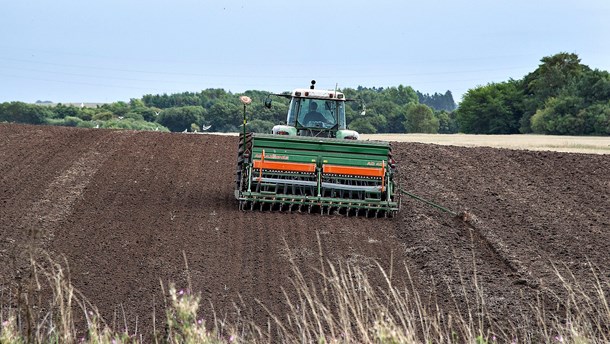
[361,133,610,154]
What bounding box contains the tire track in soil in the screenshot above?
[1,128,133,285]
[494,152,610,289]
[393,142,609,333]
[394,144,556,333]
[473,148,607,289]
[393,206,533,332]
[0,127,100,227]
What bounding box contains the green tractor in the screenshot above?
[235,81,399,217]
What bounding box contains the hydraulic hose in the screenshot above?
[398,188,458,216]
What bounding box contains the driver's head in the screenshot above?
[309,102,318,111]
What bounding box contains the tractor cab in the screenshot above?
[237,80,397,217]
[288,90,346,134]
[266,80,360,139]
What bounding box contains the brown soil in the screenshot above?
[1,124,608,340]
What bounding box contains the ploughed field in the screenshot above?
[1,123,608,337]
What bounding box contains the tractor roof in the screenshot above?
[291,88,346,100]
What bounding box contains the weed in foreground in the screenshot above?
[0,250,608,343]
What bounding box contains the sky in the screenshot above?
[1,0,609,104]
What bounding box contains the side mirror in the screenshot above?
[360,104,366,116]
[264,96,272,109]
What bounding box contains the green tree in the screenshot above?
[62,116,84,127]
[457,81,523,134]
[157,106,205,132]
[417,90,457,111]
[581,102,610,135]
[92,110,114,121]
[404,104,439,133]
[567,69,610,106]
[129,106,160,122]
[349,118,377,134]
[382,85,418,105]
[369,114,388,132]
[245,119,275,133]
[524,52,584,100]
[386,106,409,133]
[531,96,587,135]
[46,116,85,127]
[129,98,146,108]
[248,101,288,124]
[101,101,129,117]
[367,101,398,133]
[0,102,52,124]
[53,103,85,119]
[124,112,145,121]
[520,52,587,132]
[206,101,241,132]
[435,110,459,134]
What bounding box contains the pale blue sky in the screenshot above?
[1,0,609,103]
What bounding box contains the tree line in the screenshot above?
[457,52,610,135]
[140,86,458,134]
[2,52,607,136]
[0,87,457,134]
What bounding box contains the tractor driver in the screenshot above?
[302,101,327,125]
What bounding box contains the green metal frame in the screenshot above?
[236,133,399,217]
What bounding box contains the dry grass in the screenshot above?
[210,132,610,154]
[1,245,608,343]
[361,134,610,154]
